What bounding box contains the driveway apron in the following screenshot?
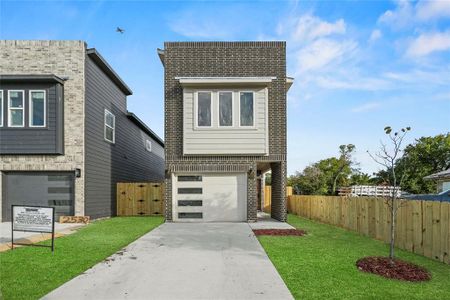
[43,223,293,300]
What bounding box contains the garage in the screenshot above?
[172,173,247,222]
[2,172,75,222]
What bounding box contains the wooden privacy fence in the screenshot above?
[288,195,450,264]
[263,186,293,213]
[117,182,164,216]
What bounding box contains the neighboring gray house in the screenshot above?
[424,169,450,193]
[0,40,164,221]
[159,41,293,222]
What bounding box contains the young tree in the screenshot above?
[368,126,411,262]
[332,144,356,194]
[289,145,356,195]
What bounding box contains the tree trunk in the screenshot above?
[389,197,396,263]
[332,174,339,195]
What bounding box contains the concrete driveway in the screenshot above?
[44,223,293,300]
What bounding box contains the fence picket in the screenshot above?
[287,195,448,264]
[432,202,442,261]
[117,182,164,216]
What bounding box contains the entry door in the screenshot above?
[173,173,247,222]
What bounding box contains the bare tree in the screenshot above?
[367,126,411,263]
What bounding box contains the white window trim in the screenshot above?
[146,139,152,152]
[238,91,256,128]
[104,109,115,144]
[29,90,46,128]
[0,90,3,127]
[8,90,25,128]
[194,91,213,128]
[217,91,233,128]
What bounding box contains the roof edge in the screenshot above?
[0,74,66,84]
[424,169,450,180]
[286,77,294,92]
[157,48,165,66]
[126,112,164,147]
[175,77,277,85]
[86,48,132,96]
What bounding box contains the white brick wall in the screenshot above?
[0,40,86,220]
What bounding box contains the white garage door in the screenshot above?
[173,173,247,222]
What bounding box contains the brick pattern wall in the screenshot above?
[270,161,287,221]
[164,41,287,221]
[0,40,86,220]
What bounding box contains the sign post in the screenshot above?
[11,205,55,252]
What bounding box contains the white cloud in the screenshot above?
[378,0,414,29]
[277,13,395,92]
[378,0,450,29]
[416,0,450,20]
[406,31,450,57]
[315,76,391,91]
[290,15,346,41]
[296,38,358,72]
[351,102,381,113]
[369,29,382,42]
[383,68,450,87]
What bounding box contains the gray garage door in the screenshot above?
[2,172,75,222]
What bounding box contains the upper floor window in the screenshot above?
[0,91,3,127]
[29,90,46,127]
[104,109,115,144]
[145,139,152,152]
[239,92,254,127]
[8,90,25,127]
[219,91,233,127]
[197,92,212,127]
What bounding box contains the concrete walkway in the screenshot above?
[250,212,294,230]
[0,222,85,252]
[44,223,293,300]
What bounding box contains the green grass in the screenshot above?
[0,216,163,300]
[258,214,450,300]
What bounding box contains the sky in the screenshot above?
[1,0,449,175]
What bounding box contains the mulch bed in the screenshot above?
[356,256,431,282]
[253,229,306,236]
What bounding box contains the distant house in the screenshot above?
[424,169,450,193]
[402,169,450,202]
[0,40,164,222]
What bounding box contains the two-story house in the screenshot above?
[159,41,292,222]
[0,40,164,222]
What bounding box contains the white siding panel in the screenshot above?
[183,88,268,155]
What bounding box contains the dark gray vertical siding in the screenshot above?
[84,57,164,219]
[0,82,64,154]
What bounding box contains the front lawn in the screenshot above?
[0,216,163,300]
[258,214,450,300]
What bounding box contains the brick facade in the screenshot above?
[163,41,287,221]
[0,40,86,220]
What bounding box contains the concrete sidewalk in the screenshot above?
[250,212,294,230]
[0,222,85,252]
[44,223,293,300]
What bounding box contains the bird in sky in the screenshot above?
[116,27,125,34]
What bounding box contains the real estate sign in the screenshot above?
[12,206,54,233]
